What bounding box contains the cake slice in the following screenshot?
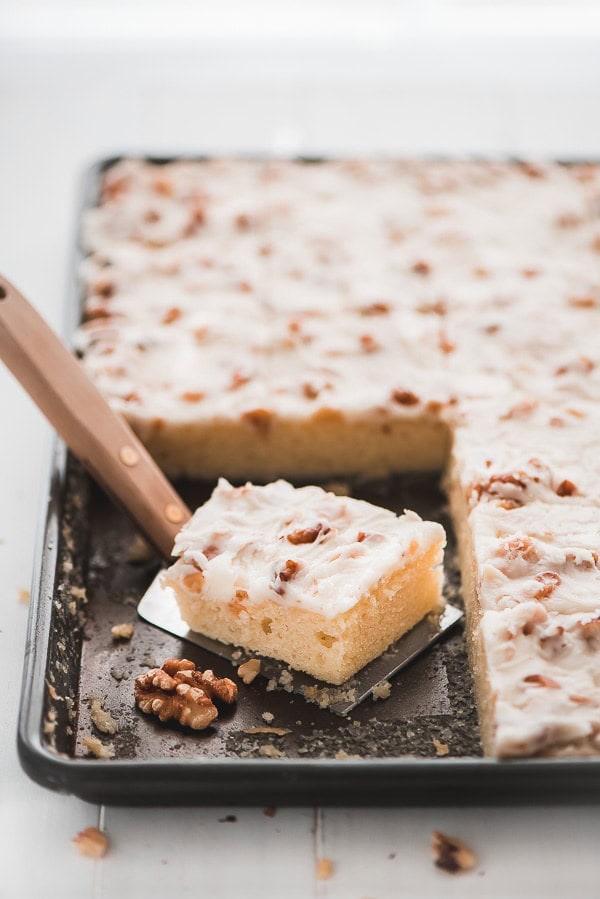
[165,479,446,685]
[454,500,600,756]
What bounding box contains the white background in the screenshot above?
[1,3,600,896]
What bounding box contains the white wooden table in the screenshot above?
[1,14,600,896]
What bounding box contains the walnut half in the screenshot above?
[134,659,238,730]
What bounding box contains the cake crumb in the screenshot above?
[334,749,360,760]
[372,680,392,701]
[262,711,274,723]
[111,623,134,641]
[126,533,153,563]
[238,658,261,684]
[244,727,291,736]
[279,669,294,691]
[266,677,278,692]
[316,858,334,880]
[89,698,119,735]
[232,649,243,661]
[82,735,115,759]
[73,827,109,859]
[433,738,449,756]
[432,831,476,874]
[263,806,277,817]
[258,744,285,759]
[18,588,30,604]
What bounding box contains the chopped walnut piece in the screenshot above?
[523,674,561,689]
[359,333,380,353]
[278,559,301,583]
[359,301,390,316]
[302,382,320,400]
[161,306,182,325]
[534,571,561,600]
[412,259,431,275]
[234,212,253,230]
[73,827,109,859]
[556,479,578,497]
[472,472,527,504]
[152,175,174,196]
[577,617,600,642]
[499,536,539,564]
[111,623,133,641]
[556,212,583,228]
[134,659,237,730]
[287,523,325,544]
[500,398,538,420]
[242,408,274,435]
[391,389,419,406]
[316,858,334,881]
[432,831,476,874]
[237,659,261,685]
[438,331,455,353]
[519,162,544,178]
[416,299,447,316]
[568,295,598,309]
[229,370,251,391]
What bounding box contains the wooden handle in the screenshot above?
[0,275,191,559]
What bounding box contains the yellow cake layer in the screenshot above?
[132,414,450,480]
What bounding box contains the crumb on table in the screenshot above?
[432,831,476,874]
[72,827,109,859]
[316,858,334,880]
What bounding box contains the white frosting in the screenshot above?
[450,394,600,510]
[170,478,445,618]
[479,604,600,756]
[77,158,600,424]
[471,502,600,616]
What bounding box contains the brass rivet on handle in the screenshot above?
[119,445,139,467]
[165,503,184,524]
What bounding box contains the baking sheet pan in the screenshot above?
[16,157,600,805]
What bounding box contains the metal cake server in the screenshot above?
[0,274,462,714]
